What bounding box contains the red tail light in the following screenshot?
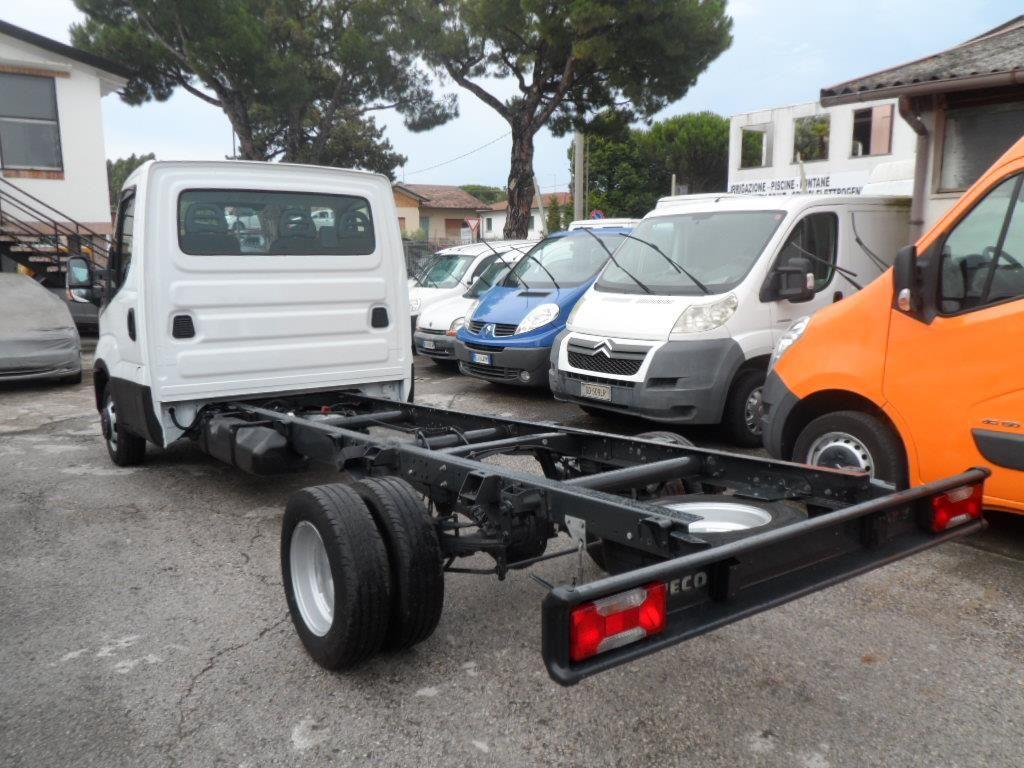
[930,483,984,532]
[570,583,667,662]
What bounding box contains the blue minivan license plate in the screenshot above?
[471,352,492,365]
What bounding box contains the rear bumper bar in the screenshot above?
[541,468,989,686]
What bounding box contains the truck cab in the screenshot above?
[550,194,910,445]
[67,160,411,464]
[764,136,1024,513]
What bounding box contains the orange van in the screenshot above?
[763,135,1024,514]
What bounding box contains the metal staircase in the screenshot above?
[0,176,110,287]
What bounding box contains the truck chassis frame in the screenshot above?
[191,390,987,685]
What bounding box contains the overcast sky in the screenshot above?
[4,0,1020,194]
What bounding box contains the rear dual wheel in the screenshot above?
[281,478,443,670]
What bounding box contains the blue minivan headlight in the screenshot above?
[515,303,560,335]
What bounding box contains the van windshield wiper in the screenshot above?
[579,228,651,294]
[619,233,710,294]
[479,240,529,289]
[508,245,559,289]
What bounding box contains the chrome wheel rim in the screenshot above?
[289,521,334,636]
[743,386,764,436]
[805,431,874,479]
[105,398,118,448]
[659,500,773,533]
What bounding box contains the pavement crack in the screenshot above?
[175,614,289,742]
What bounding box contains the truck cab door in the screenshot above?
[766,210,841,344]
[885,172,1024,510]
[105,189,145,373]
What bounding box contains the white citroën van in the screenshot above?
[549,193,911,445]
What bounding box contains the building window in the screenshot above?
[528,216,536,230]
[420,216,430,235]
[740,125,772,168]
[398,216,406,231]
[486,217,493,232]
[851,104,893,157]
[939,101,1024,193]
[0,73,62,171]
[793,115,830,163]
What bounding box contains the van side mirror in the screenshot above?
[892,245,916,313]
[65,256,100,305]
[775,256,815,303]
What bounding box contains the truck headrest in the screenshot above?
[184,203,229,234]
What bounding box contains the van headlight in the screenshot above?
[410,297,422,313]
[672,294,738,334]
[448,316,466,336]
[768,316,811,372]
[516,303,559,335]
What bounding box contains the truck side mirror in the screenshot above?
[65,256,100,306]
[775,256,815,303]
[892,245,916,313]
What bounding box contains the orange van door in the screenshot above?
[884,173,1024,509]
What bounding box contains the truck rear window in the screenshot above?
[177,189,375,256]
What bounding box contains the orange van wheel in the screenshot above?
[792,411,908,489]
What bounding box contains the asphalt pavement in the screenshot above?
[2,346,1022,767]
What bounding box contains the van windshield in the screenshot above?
[467,258,515,298]
[595,211,785,295]
[504,231,626,289]
[417,253,476,288]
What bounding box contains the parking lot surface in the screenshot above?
[2,347,1023,767]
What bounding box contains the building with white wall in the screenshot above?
[728,98,917,197]
[0,20,127,234]
[820,15,1024,237]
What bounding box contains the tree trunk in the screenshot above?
[503,127,536,239]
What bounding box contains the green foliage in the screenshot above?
[460,185,507,204]
[544,195,563,233]
[793,115,830,163]
[406,0,732,237]
[740,129,766,168]
[586,112,729,218]
[561,200,575,227]
[71,0,456,177]
[106,153,154,211]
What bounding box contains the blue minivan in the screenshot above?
[453,221,636,386]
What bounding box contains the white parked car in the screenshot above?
[550,193,911,445]
[408,240,534,330]
[413,249,526,366]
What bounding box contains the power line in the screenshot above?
[402,131,511,178]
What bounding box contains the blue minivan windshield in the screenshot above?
[503,231,627,289]
[595,211,785,295]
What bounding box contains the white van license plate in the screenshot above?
[420,339,437,350]
[581,383,611,401]
[471,352,492,365]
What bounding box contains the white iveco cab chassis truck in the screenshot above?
[69,161,987,685]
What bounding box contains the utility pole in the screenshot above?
[573,131,585,221]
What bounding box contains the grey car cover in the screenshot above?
[0,273,81,381]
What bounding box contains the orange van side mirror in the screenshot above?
[893,245,916,314]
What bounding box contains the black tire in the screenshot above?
[101,386,146,467]
[281,483,392,669]
[723,368,767,447]
[592,494,806,575]
[430,358,460,371]
[635,430,694,447]
[350,477,444,651]
[792,410,908,488]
